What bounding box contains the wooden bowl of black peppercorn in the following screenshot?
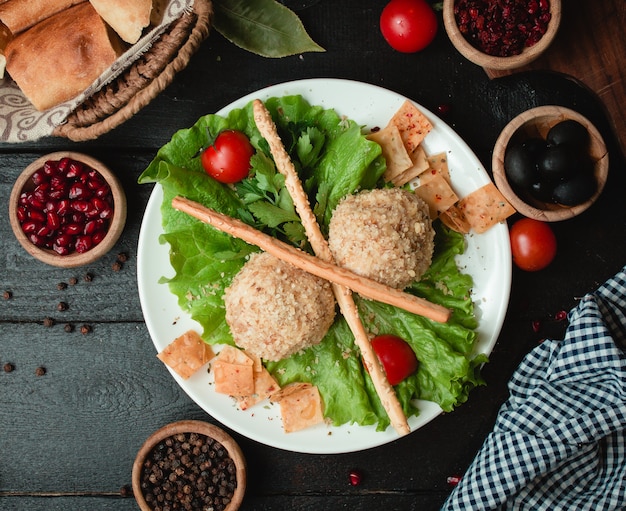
[492,106,609,222]
[132,420,246,511]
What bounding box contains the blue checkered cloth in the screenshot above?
[441,266,626,510]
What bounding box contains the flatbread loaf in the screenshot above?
[0,0,86,35]
[89,0,152,44]
[5,2,125,111]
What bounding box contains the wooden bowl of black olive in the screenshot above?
[492,106,609,222]
[132,420,246,511]
[442,0,561,70]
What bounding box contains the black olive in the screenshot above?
[552,172,597,206]
[529,180,555,202]
[546,120,589,147]
[504,142,539,188]
[522,137,547,159]
[538,144,587,181]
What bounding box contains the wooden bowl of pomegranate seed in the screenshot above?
[442,0,561,70]
[132,420,247,511]
[9,151,127,268]
[492,105,609,222]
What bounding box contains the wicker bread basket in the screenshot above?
[52,0,212,141]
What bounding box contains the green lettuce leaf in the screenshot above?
[139,95,487,430]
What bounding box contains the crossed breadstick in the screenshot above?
[251,99,412,435]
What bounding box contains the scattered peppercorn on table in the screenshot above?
[1,1,625,510]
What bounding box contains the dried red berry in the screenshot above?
[446,474,462,486]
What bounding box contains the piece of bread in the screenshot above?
[0,0,87,35]
[89,0,152,44]
[5,2,125,111]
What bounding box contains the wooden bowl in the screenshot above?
[492,106,609,222]
[132,420,246,511]
[9,151,126,267]
[442,0,561,70]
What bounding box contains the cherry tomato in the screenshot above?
[371,334,419,385]
[509,218,557,272]
[380,0,438,53]
[200,129,254,183]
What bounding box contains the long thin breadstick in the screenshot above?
[172,196,451,323]
[252,99,411,436]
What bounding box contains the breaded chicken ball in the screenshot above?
[224,252,336,361]
[328,188,434,289]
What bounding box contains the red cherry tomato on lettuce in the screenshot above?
[201,129,254,183]
[371,334,419,385]
[380,0,438,53]
[510,218,557,271]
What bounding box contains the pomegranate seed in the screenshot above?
[95,184,111,198]
[348,469,362,486]
[53,244,70,255]
[36,225,53,237]
[28,233,46,247]
[554,310,567,321]
[28,209,46,223]
[46,212,61,230]
[446,475,462,486]
[65,160,83,179]
[55,233,73,247]
[57,199,71,216]
[71,200,90,213]
[63,223,82,236]
[42,160,58,176]
[31,170,47,185]
[99,206,113,220]
[74,235,93,253]
[69,182,92,200]
[92,230,107,245]
[57,157,71,173]
[21,220,40,234]
[84,219,104,235]
[531,320,542,333]
[16,206,27,222]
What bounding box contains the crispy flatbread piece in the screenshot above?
[270,383,325,433]
[89,0,152,44]
[456,183,516,233]
[5,2,125,111]
[157,330,215,380]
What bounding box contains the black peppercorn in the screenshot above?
[57,282,68,290]
[35,366,46,376]
[117,252,129,263]
[80,324,92,335]
[64,323,74,333]
[83,272,93,282]
[57,302,68,312]
[3,362,15,373]
[3,290,12,300]
[43,317,55,327]
[112,261,122,272]
[68,277,78,286]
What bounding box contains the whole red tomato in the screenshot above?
[201,129,254,184]
[371,334,419,385]
[380,0,438,53]
[509,218,557,272]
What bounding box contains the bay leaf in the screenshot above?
[213,0,325,58]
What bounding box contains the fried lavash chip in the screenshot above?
[157,329,215,380]
[270,382,325,433]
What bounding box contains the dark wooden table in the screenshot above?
[1,2,625,510]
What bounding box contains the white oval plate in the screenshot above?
[137,79,511,454]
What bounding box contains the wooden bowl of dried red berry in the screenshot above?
[132,420,246,511]
[9,151,127,268]
[492,105,609,222]
[442,0,561,70]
